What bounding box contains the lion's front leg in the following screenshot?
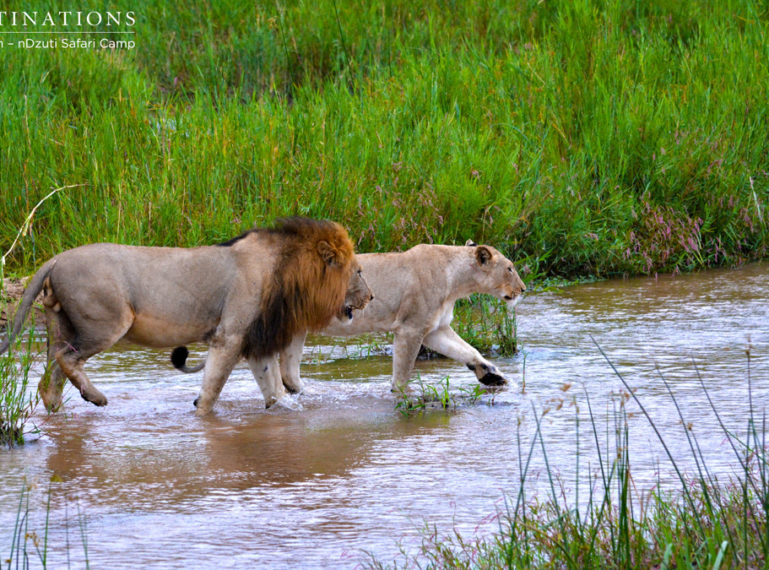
[279,332,307,394]
[422,326,507,386]
[194,341,241,416]
[248,355,287,408]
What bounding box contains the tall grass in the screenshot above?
[0,330,39,447]
[370,348,768,568]
[453,296,517,357]
[0,0,766,278]
[0,265,39,447]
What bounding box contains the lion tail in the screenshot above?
[0,258,56,355]
[170,346,205,373]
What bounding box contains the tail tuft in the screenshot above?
[171,346,189,369]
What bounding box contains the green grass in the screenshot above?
[0,0,766,279]
[395,376,488,414]
[0,313,39,446]
[453,296,518,357]
[370,349,769,569]
[0,274,39,447]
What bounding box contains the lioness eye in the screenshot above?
[508,267,513,273]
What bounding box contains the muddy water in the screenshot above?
[1,263,767,568]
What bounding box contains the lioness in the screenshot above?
[277,241,525,393]
[0,217,372,415]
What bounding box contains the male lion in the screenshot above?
[0,217,372,415]
[277,241,526,394]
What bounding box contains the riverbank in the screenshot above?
[0,278,38,329]
[1,1,767,278]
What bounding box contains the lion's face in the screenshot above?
[340,261,373,320]
[468,242,526,308]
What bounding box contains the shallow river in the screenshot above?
[1,263,767,568]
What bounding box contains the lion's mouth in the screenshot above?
[344,306,354,320]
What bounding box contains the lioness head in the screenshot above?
[465,240,526,307]
[341,261,373,320]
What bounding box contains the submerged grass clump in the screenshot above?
[395,376,488,415]
[373,348,769,568]
[453,296,518,357]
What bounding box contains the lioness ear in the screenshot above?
[475,246,492,265]
[317,240,340,267]
[465,240,477,247]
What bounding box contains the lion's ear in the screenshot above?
[317,240,340,267]
[465,240,477,247]
[475,246,492,265]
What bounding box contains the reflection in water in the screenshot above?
[0,263,767,568]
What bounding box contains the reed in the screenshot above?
[6,481,90,570]
[0,329,39,447]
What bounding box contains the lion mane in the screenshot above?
[242,217,355,359]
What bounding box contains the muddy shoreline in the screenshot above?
[1,277,43,329]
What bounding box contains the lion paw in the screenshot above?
[269,396,303,411]
[81,389,108,406]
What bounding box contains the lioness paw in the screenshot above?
[478,370,507,386]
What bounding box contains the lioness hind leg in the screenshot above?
[390,332,425,391]
[422,326,507,386]
[248,355,287,408]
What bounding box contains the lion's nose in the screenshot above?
[369,294,375,301]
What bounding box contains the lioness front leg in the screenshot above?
[391,331,425,391]
[248,355,287,408]
[194,342,241,416]
[422,326,507,386]
[280,332,307,394]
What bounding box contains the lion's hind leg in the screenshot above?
[38,304,71,412]
[53,313,134,408]
[55,344,110,407]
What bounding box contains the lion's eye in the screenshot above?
[508,267,513,273]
